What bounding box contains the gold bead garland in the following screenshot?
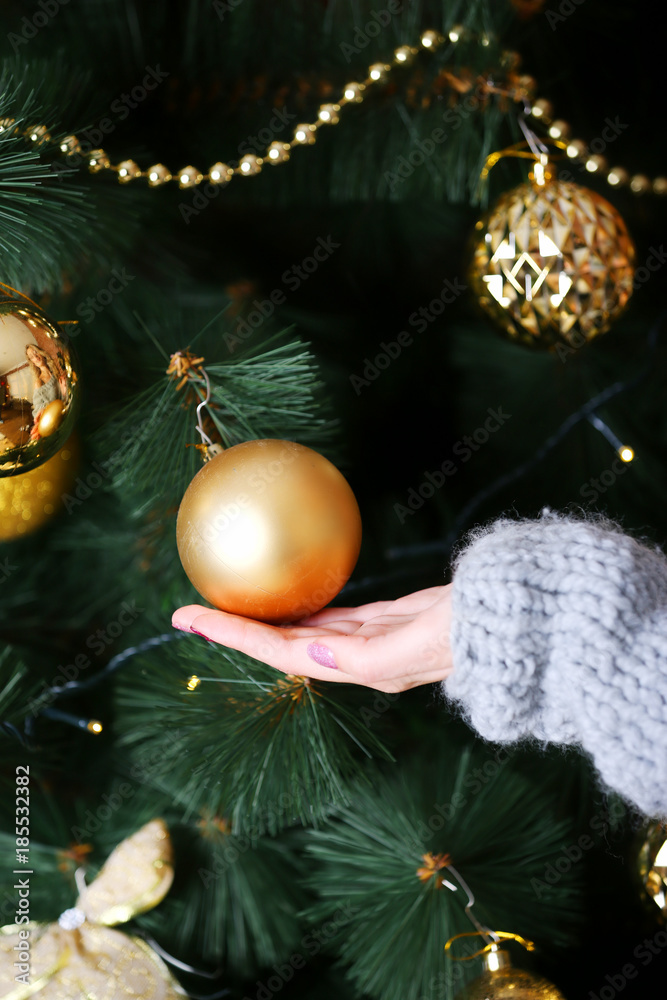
[526,99,667,196]
[1,24,663,196]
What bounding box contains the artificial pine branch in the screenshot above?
[303,736,586,1000]
[114,637,394,836]
[91,308,337,519]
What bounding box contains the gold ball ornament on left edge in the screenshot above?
[0,297,79,475]
[469,169,635,350]
[0,435,80,541]
[176,439,362,624]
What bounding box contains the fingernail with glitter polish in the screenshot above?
[307,643,337,669]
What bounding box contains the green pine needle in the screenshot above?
[303,738,584,1000]
[114,638,394,836]
[92,309,336,517]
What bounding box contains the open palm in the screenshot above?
[172,585,453,693]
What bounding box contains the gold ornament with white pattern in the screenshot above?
[0,820,186,1000]
[469,161,636,349]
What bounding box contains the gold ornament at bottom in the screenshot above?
[0,436,79,541]
[0,819,186,1000]
[455,948,565,999]
[177,439,362,623]
[469,172,635,349]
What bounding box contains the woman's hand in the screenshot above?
[172,585,453,693]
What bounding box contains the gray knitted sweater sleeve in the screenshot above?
[442,511,667,818]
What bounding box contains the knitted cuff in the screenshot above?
[442,511,667,817]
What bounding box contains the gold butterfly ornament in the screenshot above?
[0,819,186,1000]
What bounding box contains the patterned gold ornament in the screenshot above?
[638,821,667,914]
[177,439,362,623]
[0,435,79,541]
[0,297,79,475]
[454,948,565,999]
[469,172,635,349]
[0,819,186,1000]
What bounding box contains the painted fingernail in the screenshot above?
[172,622,189,632]
[307,643,337,669]
[190,627,209,639]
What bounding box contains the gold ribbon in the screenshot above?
[0,819,186,1000]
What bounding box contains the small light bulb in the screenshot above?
[619,446,634,463]
[268,148,279,159]
[187,675,201,691]
[448,27,461,42]
[87,720,103,734]
[486,948,501,972]
[295,129,306,141]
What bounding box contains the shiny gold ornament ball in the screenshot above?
[455,951,565,999]
[176,439,362,623]
[38,398,65,437]
[0,435,79,541]
[0,298,80,475]
[469,175,635,349]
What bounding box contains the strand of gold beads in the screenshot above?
[0,26,534,189]
[525,96,667,195]
[2,25,664,196]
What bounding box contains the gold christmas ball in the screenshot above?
[455,950,565,999]
[469,174,635,349]
[37,398,65,437]
[176,439,362,623]
[0,298,79,475]
[0,434,80,541]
